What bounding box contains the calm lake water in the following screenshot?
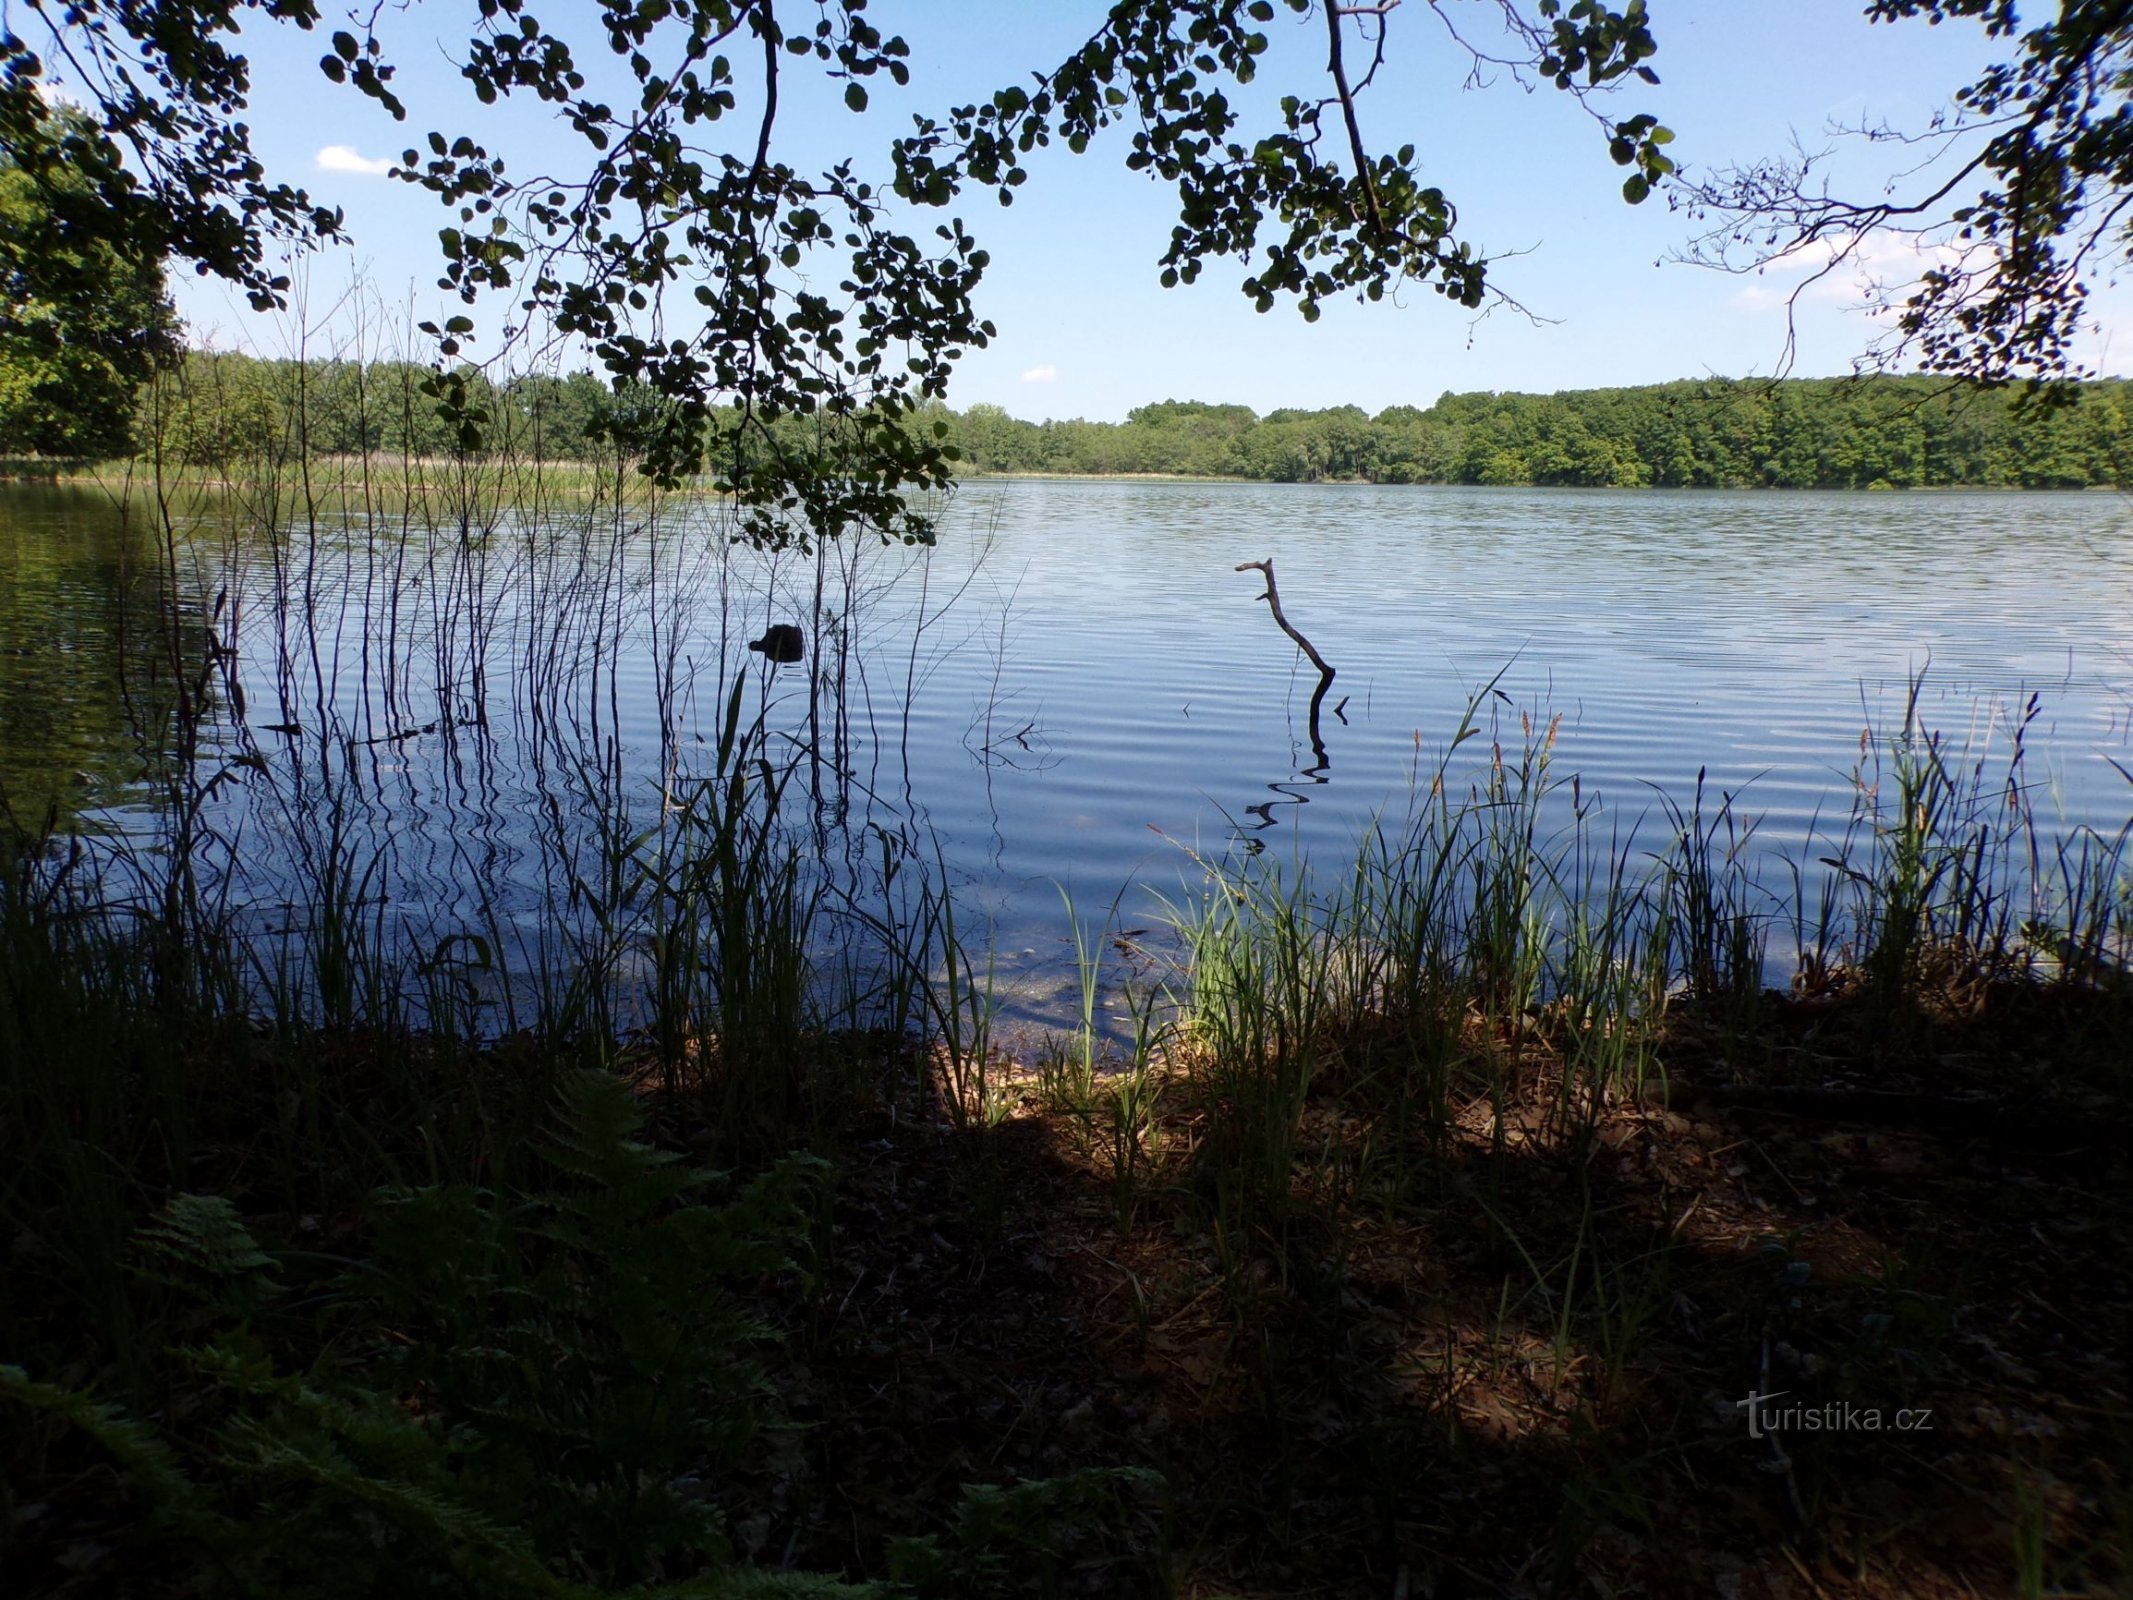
[4,478,2130,1026]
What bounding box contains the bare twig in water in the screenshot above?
[1236,556,1340,777]
[1234,558,1336,687]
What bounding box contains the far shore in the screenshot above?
[5,460,2127,494]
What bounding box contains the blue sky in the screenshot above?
[96,2,2132,420]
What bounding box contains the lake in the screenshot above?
[4,477,2129,1029]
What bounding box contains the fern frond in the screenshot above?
[540,1068,704,1215]
[0,1364,203,1514]
[133,1192,281,1313]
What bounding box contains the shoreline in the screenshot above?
[5,463,2128,494]
[955,470,2131,491]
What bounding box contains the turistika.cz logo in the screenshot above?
[1735,1391,1935,1438]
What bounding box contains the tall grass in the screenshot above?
[1655,768,1767,1019]
[0,346,965,1414]
[0,360,1035,1594]
[1134,671,2132,1292]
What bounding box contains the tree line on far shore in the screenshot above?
[946,380,2133,489]
[15,349,2133,492]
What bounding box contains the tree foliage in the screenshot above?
[925,377,2133,489]
[2,0,1671,540]
[1680,0,2133,390]
[131,356,2133,489]
[136,352,674,471]
[0,102,176,458]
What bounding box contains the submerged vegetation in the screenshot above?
[2,436,2129,1595]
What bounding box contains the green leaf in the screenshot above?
[1622,173,1650,204]
[844,82,868,113]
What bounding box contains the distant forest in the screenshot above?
[947,380,2133,489]
[131,353,2133,490]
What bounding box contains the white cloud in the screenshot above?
[316,145,393,177]
[1019,364,1058,384]
[1730,284,1793,314]
[1730,231,1967,317]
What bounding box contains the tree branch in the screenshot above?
[1235,558,1336,685]
[1324,2,1388,239]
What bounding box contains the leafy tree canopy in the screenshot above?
[1679,0,2133,390]
[0,101,177,458]
[0,0,1673,541]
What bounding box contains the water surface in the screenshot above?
[5,478,2129,1024]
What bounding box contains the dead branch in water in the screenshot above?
[1234,558,1336,687]
[1236,556,1338,775]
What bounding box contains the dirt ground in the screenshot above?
[739,992,2133,1598]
